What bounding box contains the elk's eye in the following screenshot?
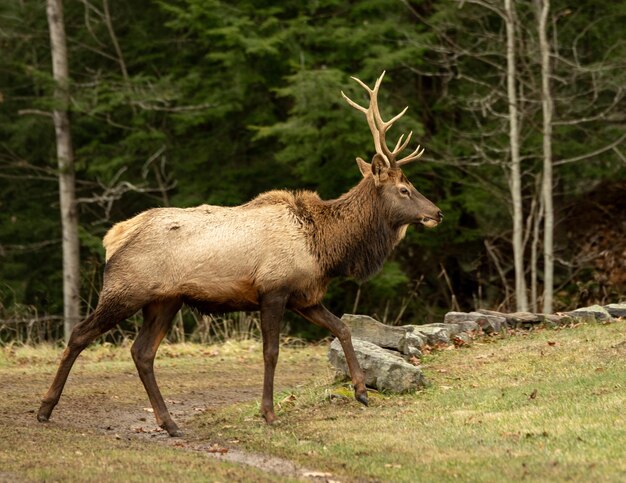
[399,187,410,196]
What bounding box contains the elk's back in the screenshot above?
[102,203,323,310]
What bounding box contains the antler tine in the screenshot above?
[396,144,425,166]
[377,106,409,131]
[350,75,376,94]
[340,91,368,113]
[393,134,405,153]
[392,131,413,156]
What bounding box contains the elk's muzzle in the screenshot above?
[420,211,443,228]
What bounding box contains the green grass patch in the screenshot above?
[191,321,626,482]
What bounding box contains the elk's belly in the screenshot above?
[183,297,260,314]
[178,278,260,314]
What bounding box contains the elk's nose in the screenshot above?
[437,211,444,222]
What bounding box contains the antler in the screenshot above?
[341,71,425,168]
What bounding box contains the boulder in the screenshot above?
[452,332,473,347]
[443,311,476,325]
[604,303,626,318]
[566,305,612,323]
[444,311,507,333]
[341,314,408,351]
[447,320,480,333]
[476,309,541,328]
[328,338,426,393]
[475,316,503,334]
[342,314,428,357]
[420,322,463,337]
[539,313,574,328]
[411,324,452,345]
[399,330,427,357]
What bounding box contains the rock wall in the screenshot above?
[328,303,625,393]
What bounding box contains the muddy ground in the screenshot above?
[0,343,332,480]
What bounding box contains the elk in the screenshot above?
[37,72,442,437]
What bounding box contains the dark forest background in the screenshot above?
[1,0,624,341]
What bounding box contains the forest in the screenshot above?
[1,0,624,342]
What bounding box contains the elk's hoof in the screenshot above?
[356,393,369,407]
[162,422,183,437]
[37,404,53,422]
[262,411,277,425]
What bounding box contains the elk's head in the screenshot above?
[343,72,443,229]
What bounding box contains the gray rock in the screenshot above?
[328,338,426,393]
[341,314,408,351]
[443,311,475,324]
[474,316,501,334]
[421,322,463,337]
[604,303,626,318]
[399,330,427,355]
[444,311,507,333]
[539,313,574,328]
[567,305,612,323]
[452,332,472,347]
[476,309,541,328]
[404,345,423,358]
[411,325,451,345]
[449,320,480,333]
[341,314,427,356]
[509,311,542,324]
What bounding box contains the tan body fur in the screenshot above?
[103,200,324,312]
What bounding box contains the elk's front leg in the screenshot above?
[295,304,368,406]
[259,292,287,423]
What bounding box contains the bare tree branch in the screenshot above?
[18,109,53,118]
[129,100,218,112]
[554,133,626,166]
[553,88,624,125]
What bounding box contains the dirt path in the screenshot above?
[1,344,333,480]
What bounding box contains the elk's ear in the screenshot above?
[370,153,389,186]
[355,157,371,178]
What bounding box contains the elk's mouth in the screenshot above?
[420,216,440,228]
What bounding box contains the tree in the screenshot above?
[46,0,80,341]
[504,0,529,311]
[534,0,554,313]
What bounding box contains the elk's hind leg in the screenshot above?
[131,299,182,437]
[259,292,288,424]
[38,298,135,422]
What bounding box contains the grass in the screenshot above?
[190,320,626,482]
[1,322,624,481]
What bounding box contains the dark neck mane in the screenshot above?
[296,178,401,281]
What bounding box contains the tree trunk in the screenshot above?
[536,0,554,313]
[530,188,544,312]
[504,0,528,311]
[46,0,81,341]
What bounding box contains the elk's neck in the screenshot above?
[303,179,403,281]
